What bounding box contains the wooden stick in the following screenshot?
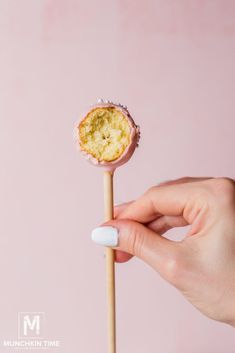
[104,170,116,353]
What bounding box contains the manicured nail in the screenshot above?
[91,226,119,247]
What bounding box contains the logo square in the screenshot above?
[18,312,45,339]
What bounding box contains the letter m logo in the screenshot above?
[18,312,45,338]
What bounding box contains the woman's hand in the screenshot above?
[91,177,235,326]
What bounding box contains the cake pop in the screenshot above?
[77,99,140,171]
[75,99,140,353]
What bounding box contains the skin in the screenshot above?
[103,177,235,327]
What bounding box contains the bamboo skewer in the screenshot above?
[104,170,116,353]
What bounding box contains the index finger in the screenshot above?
[116,180,208,224]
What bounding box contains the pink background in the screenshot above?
[0,0,235,352]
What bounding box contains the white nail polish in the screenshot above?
[91,226,119,247]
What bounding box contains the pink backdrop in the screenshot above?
[0,1,235,352]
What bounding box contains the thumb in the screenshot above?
[91,219,181,281]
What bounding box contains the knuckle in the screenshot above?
[217,177,235,192]
[126,224,144,257]
[145,185,157,196]
[163,252,185,287]
[143,186,157,210]
[210,177,235,205]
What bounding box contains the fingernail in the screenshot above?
[91,226,119,247]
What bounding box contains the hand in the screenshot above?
[91,177,235,326]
